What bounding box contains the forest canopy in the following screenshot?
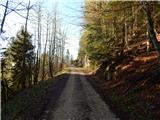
[78,1,160,65]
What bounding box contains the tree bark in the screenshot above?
[49,28,53,78]
[25,0,30,32]
[132,4,138,37]
[21,1,31,89]
[34,3,42,84]
[95,60,110,80]
[42,14,49,81]
[142,1,160,56]
[0,0,8,34]
[124,10,129,49]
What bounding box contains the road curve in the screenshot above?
[40,68,119,120]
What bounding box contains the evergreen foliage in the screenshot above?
[3,27,34,91]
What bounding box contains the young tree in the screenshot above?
[10,27,34,90]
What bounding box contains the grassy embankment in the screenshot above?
[2,68,71,120]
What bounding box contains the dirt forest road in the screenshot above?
[40,68,119,120]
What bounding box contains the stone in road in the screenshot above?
[40,69,119,120]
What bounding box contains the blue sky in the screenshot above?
[58,0,84,59]
[0,0,84,59]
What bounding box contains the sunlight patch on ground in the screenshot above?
[134,54,157,62]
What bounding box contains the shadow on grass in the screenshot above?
[86,74,160,120]
[2,73,70,120]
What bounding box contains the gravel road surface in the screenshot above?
[40,68,119,120]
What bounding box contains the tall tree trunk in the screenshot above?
[112,17,117,41]
[124,10,129,49]
[0,0,8,34]
[49,54,53,78]
[95,60,110,80]
[142,2,160,56]
[25,0,30,32]
[28,61,32,86]
[22,1,31,89]
[61,31,66,70]
[34,3,42,84]
[49,29,53,78]
[42,14,49,81]
[132,4,138,37]
[52,11,57,73]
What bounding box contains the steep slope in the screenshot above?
[88,35,160,120]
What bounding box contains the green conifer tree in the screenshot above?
[10,27,34,90]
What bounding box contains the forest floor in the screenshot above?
[87,37,160,120]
